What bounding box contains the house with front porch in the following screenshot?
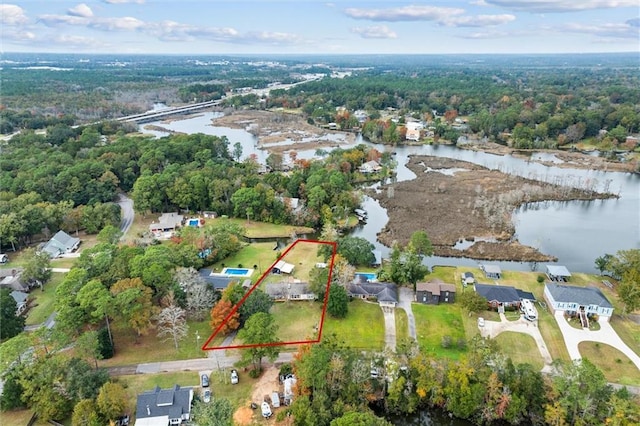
[348,279,398,309]
[544,283,613,320]
[135,385,193,426]
[41,230,80,258]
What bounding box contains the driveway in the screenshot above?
[554,311,640,370]
[117,193,134,239]
[382,306,397,352]
[397,287,417,340]
[479,313,553,367]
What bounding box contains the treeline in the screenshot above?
[291,336,640,426]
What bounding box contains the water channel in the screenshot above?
[141,112,640,274]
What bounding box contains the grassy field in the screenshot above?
[269,301,322,343]
[99,320,222,367]
[211,217,314,239]
[323,299,385,350]
[25,272,65,326]
[212,241,283,280]
[413,303,467,360]
[494,331,545,370]
[578,342,640,386]
[0,409,41,426]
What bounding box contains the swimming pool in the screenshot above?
[355,272,377,282]
[221,267,254,277]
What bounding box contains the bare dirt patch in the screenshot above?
[374,155,615,262]
[233,366,282,426]
[211,110,357,153]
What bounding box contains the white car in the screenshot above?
[202,389,211,403]
[477,317,485,328]
[230,369,239,385]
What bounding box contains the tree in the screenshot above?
[458,290,488,313]
[76,279,115,348]
[336,236,375,266]
[330,411,392,426]
[65,358,109,401]
[601,249,640,314]
[21,247,52,288]
[409,230,433,257]
[232,142,243,162]
[0,366,26,411]
[19,355,74,422]
[72,399,102,426]
[96,224,123,245]
[238,288,273,324]
[96,382,128,422]
[237,312,280,371]
[75,330,103,369]
[327,284,348,318]
[309,266,330,300]
[155,293,189,349]
[209,299,240,335]
[0,288,26,339]
[595,254,613,275]
[190,397,234,426]
[110,278,155,338]
[173,267,215,320]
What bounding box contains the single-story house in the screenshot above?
[0,268,29,292]
[265,282,316,301]
[348,280,398,308]
[544,283,614,320]
[135,385,193,426]
[546,265,572,282]
[480,264,502,279]
[10,290,29,315]
[416,279,456,305]
[149,213,184,236]
[41,230,80,258]
[272,260,295,274]
[516,289,537,301]
[359,160,382,174]
[474,283,521,310]
[461,272,475,286]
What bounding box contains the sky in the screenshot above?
[1,1,639,55]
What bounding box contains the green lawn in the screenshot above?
[395,308,409,343]
[99,320,222,367]
[213,241,282,281]
[0,409,41,426]
[494,331,545,370]
[413,303,467,360]
[578,341,640,386]
[209,217,314,239]
[25,272,65,326]
[323,299,385,351]
[269,301,322,343]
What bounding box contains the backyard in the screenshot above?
[578,341,640,386]
[413,303,467,360]
[24,272,65,326]
[323,299,385,350]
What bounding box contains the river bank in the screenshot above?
[373,155,617,262]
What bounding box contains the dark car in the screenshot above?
[201,374,209,388]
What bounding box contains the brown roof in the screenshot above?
[416,280,456,295]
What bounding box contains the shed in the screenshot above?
[481,264,502,279]
[272,260,294,274]
[546,265,572,282]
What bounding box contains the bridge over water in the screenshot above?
[115,99,222,123]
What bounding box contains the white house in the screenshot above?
[544,283,614,320]
[359,160,382,174]
[41,230,80,258]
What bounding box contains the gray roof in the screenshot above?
[136,385,192,421]
[546,283,612,308]
[265,282,313,298]
[41,230,80,257]
[474,283,520,303]
[0,268,28,292]
[416,280,456,295]
[199,269,238,290]
[348,282,398,303]
[546,265,572,277]
[516,289,536,301]
[481,264,502,274]
[10,290,28,305]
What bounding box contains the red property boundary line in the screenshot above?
[202,238,337,351]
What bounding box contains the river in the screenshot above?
[140,112,640,274]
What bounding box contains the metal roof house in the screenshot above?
[41,230,80,258]
[474,283,521,309]
[135,385,193,426]
[480,264,502,279]
[416,279,456,305]
[546,265,572,282]
[544,283,614,319]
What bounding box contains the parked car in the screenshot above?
[477,317,485,328]
[261,401,272,418]
[201,374,209,388]
[202,389,211,403]
[230,369,239,385]
[115,415,129,426]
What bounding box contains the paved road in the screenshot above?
[117,193,134,239]
[397,287,417,340]
[554,311,640,370]
[382,307,396,352]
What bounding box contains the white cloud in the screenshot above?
[351,25,398,39]
[344,5,465,22]
[441,14,516,27]
[0,4,29,25]
[89,16,146,31]
[38,14,88,27]
[101,0,145,4]
[485,0,639,13]
[563,21,640,39]
[2,29,36,42]
[470,0,489,5]
[68,4,94,18]
[459,30,510,39]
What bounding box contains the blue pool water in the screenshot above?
[355,272,377,282]
[223,268,250,275]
